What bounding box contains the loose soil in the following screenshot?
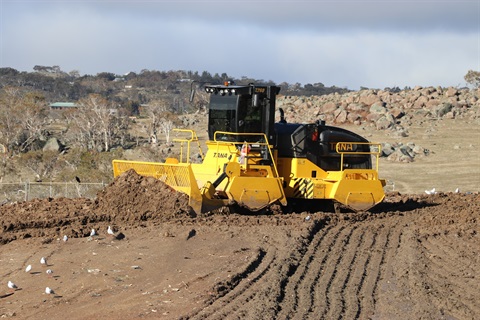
[1,168,479,319]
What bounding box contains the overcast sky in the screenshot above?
[0,0,479,89]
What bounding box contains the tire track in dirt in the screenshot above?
[373,226,441,319]
[350,224,385,319]
[324,225,363,319]
[215,222,331,319]
[311,225,358,318]
[182,199,479,320]
[276,226,332,318]
[418,237,480,319]
[302,224,347,318]
[188,247,276,319]
[423,235,479,276]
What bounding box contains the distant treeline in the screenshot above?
[0,66,349,114]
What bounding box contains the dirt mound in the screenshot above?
[0,170,193,244]
[93,169,193,223]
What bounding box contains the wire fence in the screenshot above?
[0,182,107,204]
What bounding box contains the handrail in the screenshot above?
[335,142,382,171]
[172,129,204,163]
[212,131,280,177]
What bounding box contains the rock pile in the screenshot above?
[381,142,429,163]
[277,86,479,131]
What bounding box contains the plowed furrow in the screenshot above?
[324,225,365,320]
[402,228,440,318]
[299,224,347,319]
[309,224,357,319]
[189,248,275,319]
[213,255,282,320]
[369,220,408,319]
[355,223,391,318]
[350,224,384,320]
[274,224,335,319]
[206,219,334,319]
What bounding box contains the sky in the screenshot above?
[0,0,479,90]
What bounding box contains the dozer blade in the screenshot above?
[327,169,385,212]
[112,160,202,214]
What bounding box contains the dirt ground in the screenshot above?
[1,166,479,320]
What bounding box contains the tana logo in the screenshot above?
[329,142,355,152]
[213,152,229,158]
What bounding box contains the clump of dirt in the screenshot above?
[93,169,193,223]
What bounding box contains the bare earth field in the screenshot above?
[1,117,479,320]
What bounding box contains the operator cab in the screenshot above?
[204,82,278,143]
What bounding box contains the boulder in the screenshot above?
[369,101,387,114]
[445,87,459,98]
[376,114,394,130]
[322,101,338,113]
[43,137,62,152]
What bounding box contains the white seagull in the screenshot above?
[63,235,68,242]
[40,257,47,266]
[107,226,115,236]
[7,281,17,291]
[90,228,96,237]
[25,264,32,273]
[455,188,460,193]
[425,188,436,195]
[45,287,54,294]
[46,269,53,277]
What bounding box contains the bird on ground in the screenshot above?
[186,229,196,240]
[63,235,68,242]
[107,226,115,236]
[46,269,53,277]
[7,281,17,291]
[90,228,96,237]
[45,287,54,294]
[455,187,460,193]
[425,188,436,195]
[25,265,32,273]
[40,257,47,266]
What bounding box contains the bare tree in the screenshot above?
[159,118,174,143]
[73,94,127,151]
[143,100,168,145]
[0,87,48,153]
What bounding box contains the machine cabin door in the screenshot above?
[208,95,238,140]
[208,94,265,143]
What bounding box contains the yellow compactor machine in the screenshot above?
[113,83,386,214]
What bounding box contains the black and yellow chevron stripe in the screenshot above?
[292,178,314,199]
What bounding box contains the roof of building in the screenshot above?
[49,102,77,108]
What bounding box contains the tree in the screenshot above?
[0,87,48,153]
[464,70,480,88]
[159,118,174,143]
[72,94,128,151]
[142,100,168,145]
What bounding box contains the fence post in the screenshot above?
[24,182,28,202]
